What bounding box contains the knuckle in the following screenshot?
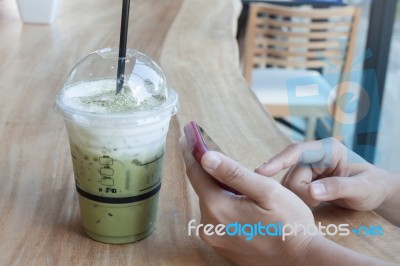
[284,143,300,154]
[224,165,245,186]
[262,179,281,199]
[285,144,301,165]
[199,199,225,222]
[330,178,343,194]
[328,137,344,149]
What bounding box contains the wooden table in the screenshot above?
[0,0,399,264]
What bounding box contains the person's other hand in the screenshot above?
[180,137,318,266]
[255,138,390,211]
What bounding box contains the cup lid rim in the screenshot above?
[54,88,179,125]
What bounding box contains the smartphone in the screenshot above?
[184,121,241,194]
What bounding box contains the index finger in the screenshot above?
[255,139,334,177]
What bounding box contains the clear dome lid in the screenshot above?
[54,48,178,125]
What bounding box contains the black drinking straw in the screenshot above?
[116,0,131,94]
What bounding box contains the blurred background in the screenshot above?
[237,0,400,172]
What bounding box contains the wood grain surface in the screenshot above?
[0,0,399,265]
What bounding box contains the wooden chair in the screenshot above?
[243,3,360,140]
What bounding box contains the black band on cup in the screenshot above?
[75,182,161,204]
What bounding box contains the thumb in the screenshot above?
[201,151,280,207]
[309,177,357,201]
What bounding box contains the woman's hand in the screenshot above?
[255,138,400,225]
[180,138,317,266]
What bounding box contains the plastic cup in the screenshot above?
[54,48,179,244]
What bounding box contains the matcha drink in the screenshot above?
[54,48,179,244]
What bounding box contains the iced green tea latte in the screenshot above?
[55,49,178,244]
